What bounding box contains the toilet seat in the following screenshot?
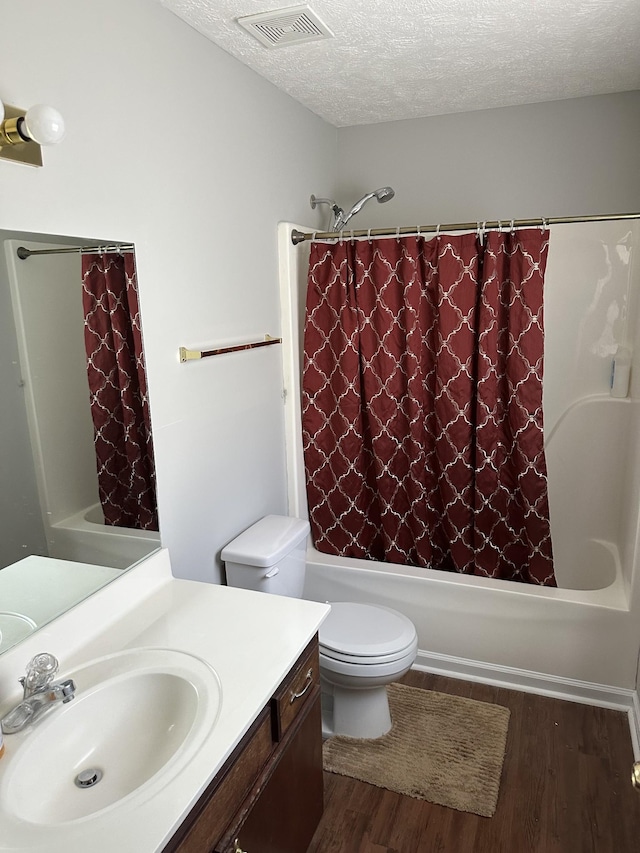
[319,642,418,680]
[319,602,417,665]
[319,642,416,666]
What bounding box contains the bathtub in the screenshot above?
[48,503,161,570]
[301,405,635,694]
[278,221,640,699]
[303,536,634,691]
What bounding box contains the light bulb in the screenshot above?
[22,104,65,145]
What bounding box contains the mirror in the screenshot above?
[0,230,160,654]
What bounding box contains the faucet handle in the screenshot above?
[22,652,59,696]
[59,679,76,703]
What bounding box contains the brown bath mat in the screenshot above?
[322,682,510,818]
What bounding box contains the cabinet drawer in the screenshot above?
[271,637,319,742]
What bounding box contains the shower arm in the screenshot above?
[310,195,344,226]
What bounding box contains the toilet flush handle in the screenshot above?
[264,566,279,578]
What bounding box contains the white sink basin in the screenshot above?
[0,648,222,828]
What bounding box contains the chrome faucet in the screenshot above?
[1,652,76,734]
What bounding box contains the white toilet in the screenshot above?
[222,515,418,739]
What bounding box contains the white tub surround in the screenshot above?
[0,550,330,852]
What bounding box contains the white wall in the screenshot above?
[0,0,337,583]
[335,92,640,227]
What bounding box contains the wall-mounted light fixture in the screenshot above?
[0,100,65,167]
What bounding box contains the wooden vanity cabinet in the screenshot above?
[164,636,323,853]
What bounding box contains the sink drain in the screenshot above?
[75,768,103,789]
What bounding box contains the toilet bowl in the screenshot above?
[222,515,418,739]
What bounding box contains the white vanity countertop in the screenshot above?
[0,549,330,852]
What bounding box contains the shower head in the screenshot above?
[310,187,396,231]
[374,186,395,203]
[334,187,395,230]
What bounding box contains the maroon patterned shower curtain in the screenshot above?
[302,229,555,586]
[82,252,158,531]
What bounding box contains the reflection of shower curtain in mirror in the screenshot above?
[81,253,158,531]
[302,229,555,586]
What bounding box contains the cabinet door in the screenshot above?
[165,710,273,853]
[223,692,323,853]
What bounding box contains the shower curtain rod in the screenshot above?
[16,244,135,259]
[290,211,640,245]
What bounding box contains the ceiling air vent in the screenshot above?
[237,4,334,49]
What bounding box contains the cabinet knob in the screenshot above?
[233,840,247,853]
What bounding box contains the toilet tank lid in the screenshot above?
[221,515,310,567]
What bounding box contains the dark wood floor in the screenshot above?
[307,670,640,853]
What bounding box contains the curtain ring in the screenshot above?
[510,219,515,233]
[435,224,441,240]
[497,220,503,233]
[339,230,344,244]
[396,226,401,243]
[350,229,355,245]
[367,228,372,244]
[416,225,421,237]
[540,217,548,232]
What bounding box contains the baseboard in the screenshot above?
[414,649,640,759]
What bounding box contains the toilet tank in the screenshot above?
[221,515,310,598]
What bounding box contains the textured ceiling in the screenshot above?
[160,0,640,127]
